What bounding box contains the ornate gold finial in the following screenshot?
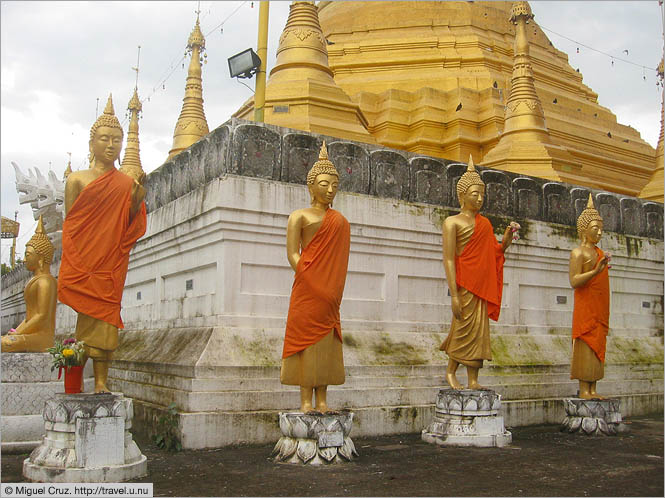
[188,15,205,49]
[319,141,329,160]
[26,215,55,265]
[456,155,485,204]
[657,58,664,79]
[167,14,210,160]
[120,86,146,183]
[307,141,339,184]
[509,1,533,23]
[576,193,603,238]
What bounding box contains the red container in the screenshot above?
[63,366,84,394]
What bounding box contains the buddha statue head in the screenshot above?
[577,193,603,244]
[456,156,485,209]
[25,216,55,272]
[89,94,124,167]
[307,141,339,207]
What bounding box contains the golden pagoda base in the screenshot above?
[639,168,664,202]
[480,139,581,183]
[234,79,375,145]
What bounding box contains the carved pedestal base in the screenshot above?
[560,398,629,436]
[422,389,512,447]
[23,393,147,482]
[272,411,358,465]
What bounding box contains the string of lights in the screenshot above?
[139,1,249,107]
[539,24,658,73]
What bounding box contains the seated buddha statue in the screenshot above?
[439,157,518,390]
[2,216,57,353]
[280,141,351,413]
[569,194,610,399]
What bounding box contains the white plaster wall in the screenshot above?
[111,174,663,339]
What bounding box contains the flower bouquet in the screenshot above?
[47,338,86,393]
[510,221,522,241]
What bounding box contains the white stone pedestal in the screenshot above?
[1,352,93,454]
[560,398,629,436]
[272,411,358,465]
[422,389,512,447]
[23,393,147,482]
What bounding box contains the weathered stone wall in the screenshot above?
[144,118,663,239]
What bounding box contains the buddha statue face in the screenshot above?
[24,245,43,272]
[460,184,485,212]
[90,126,123,166]
[309,173,339,207]
[582,220,603,245]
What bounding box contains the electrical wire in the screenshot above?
[236,78,255,94]
[539,24,658,72]
[205,1,248,37]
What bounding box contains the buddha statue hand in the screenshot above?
[501,221,520,251]
[450,294,462,320]
[593,254,609,275]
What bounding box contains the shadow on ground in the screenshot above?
[2,415,663,497]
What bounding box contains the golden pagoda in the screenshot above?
[120,86,146,182]
[639,58,664,202]
[168,12,209,161]
[296,1,658,198]
[233,1,374,144]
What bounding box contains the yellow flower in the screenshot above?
[62,349,75,357]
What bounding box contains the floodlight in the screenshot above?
[228,48,262,79]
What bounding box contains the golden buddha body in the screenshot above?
[2,217,56,353]
[281,142,350,413]
[58,95,146,393]
[569,195,610,399]
[440,157,518,390]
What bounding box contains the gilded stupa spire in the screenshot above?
[501,2,548,140]
[232,1,373,144]
[270,1,335,83]
[481,1,578,180]
[167,11,209,161]
[120,86,146,183]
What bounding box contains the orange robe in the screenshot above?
[282,209,350,358]
[455,214,505,321]
[58,168,146,329]
[572,247,610,363]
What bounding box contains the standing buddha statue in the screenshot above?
[440,157,519,389]
[58,94,146,393]
[281,142,351,413]
[569,194,610,399]
[2,216,56,353]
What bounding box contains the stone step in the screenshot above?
[111,375,663,413]
[109,362,662,392]
[129,392,664,449]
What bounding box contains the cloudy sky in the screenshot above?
[1,1,663,265]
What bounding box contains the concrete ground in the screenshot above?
[2,415,663,497]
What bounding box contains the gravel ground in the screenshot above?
[2,415,663,497]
